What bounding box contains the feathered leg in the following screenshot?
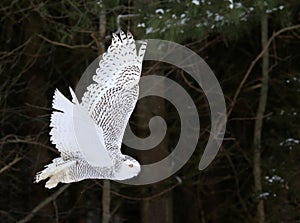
[35,158,75,189]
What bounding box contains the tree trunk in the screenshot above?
[89,2,110,223]
[141,190,173,223]
[96,5,111,223]
[253,11,268,223]
[23,12,52,223]
[102,180,110,223]
[137,71,173,223]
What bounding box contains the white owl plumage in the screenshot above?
[35,31,147,188]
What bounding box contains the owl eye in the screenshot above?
[128,164,133,168]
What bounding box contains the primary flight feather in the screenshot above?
[35,31,147,188]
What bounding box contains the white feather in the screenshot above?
[72,101,113,167]
[49,88,112,167]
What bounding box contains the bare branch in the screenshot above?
[16,184,70,223]
[116,14,139,33]
[97,180,180,201]
[0,134,57,153]
[0,157,22,175]
[36,34,94,49]
[227,24,300,117]
[0,37,32,60]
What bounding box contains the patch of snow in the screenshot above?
[155,8,164,14]
[192,0,200,6]
[146,27,153,34]
[265,175,284,183]
[228,0,233,9]
[137,23,146,28]
[206,10,213,18]
[215,14,224,22]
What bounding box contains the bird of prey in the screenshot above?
[35,31,147,189]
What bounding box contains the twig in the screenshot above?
[227,24,300,117]
[36,34,94,49]
[224,151,250,218]
[16,184,70,223]
[98,180,180,201]
[53,200,59,223]
[0,157,22,175]
[229,113,272,121]
[116,14,139,33]
[180,70,203,93]
[25,103,52,111]
[0,37,32,60]
[0,135,57,153]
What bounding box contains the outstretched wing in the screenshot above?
[50,88,113,167]
[80,31,147,152]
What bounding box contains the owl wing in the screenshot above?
[50,88,113,167]
[80,31,147,152]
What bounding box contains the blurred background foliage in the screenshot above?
[0,0,300,222]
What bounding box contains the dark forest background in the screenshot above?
[0,0,300,222]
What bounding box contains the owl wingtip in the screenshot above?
[69,87,79,104]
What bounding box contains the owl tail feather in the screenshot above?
[34,158,75,189]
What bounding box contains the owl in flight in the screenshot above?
[35,31,147,188]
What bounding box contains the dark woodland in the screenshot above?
[0,0,300,222]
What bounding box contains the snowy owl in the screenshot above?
[35,31,147,189]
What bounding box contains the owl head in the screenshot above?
[114,155,141,180]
